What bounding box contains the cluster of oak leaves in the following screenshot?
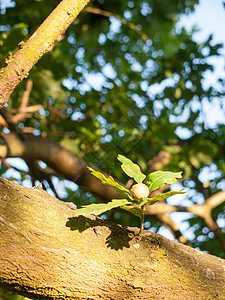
[74,155,186,234]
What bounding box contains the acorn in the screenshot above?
[130,183,149,201]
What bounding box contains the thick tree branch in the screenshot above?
[1,132,224,251]
[0,177,224,299]
[0,0,90,108]
[0,132,119,202]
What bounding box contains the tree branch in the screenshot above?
[0,177,224,299]
[83,7,148,42]
[19,79,33,111]
[0,132,120,202]
[0,0,90,108]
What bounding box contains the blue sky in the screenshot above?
[180,0,225,45]
[179,0,225,88]
[178,0,225,128]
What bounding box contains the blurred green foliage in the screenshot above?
[0,289,25,300]
[0,1,225,285]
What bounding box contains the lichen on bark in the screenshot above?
[0,177,224,299]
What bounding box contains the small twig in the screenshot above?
[0,107,24,138]
[203,215,225,251]
[49,105,66,119]
[17,104,43,113]
[83,7,148,42]
[125,178,133,189]
[19,79,33,111]
[147,150,172,173]
[137,204,146,236]
[156,213,189,245]
[22,127,37,133]
[139,210,145,235]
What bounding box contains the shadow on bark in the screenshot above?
[66,215,134,250]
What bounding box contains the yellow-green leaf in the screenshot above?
[147,171,182,193]
[74,199,131,216]
[117,154,146,183]
[140,190,186,206]
[87,167,132,198]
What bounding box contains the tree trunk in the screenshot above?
[0,177,224,299]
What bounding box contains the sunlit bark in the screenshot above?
[0,177,224,299]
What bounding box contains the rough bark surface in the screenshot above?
[0,177,225,299]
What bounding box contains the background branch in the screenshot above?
[83,7,148,42]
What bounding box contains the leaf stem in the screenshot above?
[139,209,145,235]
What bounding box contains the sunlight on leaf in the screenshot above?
[140,190,186,206]
[85,159,185,235]
[74,199,131,216]
[147,171,182,193]
[87,167,132,199]
[117,154,146,183]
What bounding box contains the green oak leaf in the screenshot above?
[87,167,132,199]
[117,154,146,183]
[140,190,186,206]
[74,199,131,216]
[147,171,182,193]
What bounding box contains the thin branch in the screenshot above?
[0,113,58,197]
[49,105,66,119]
[206,190,225,208]
[203,214,225,250]
[155,213,189,245]
[0,107,24,137]
[19,79,33,111]
[147,150,172,173]
[83,7,148,42]
[0,105,43,127]
[17,104,43,113]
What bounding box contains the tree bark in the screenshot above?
[0,0,90,108]
[0,177,224,299]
